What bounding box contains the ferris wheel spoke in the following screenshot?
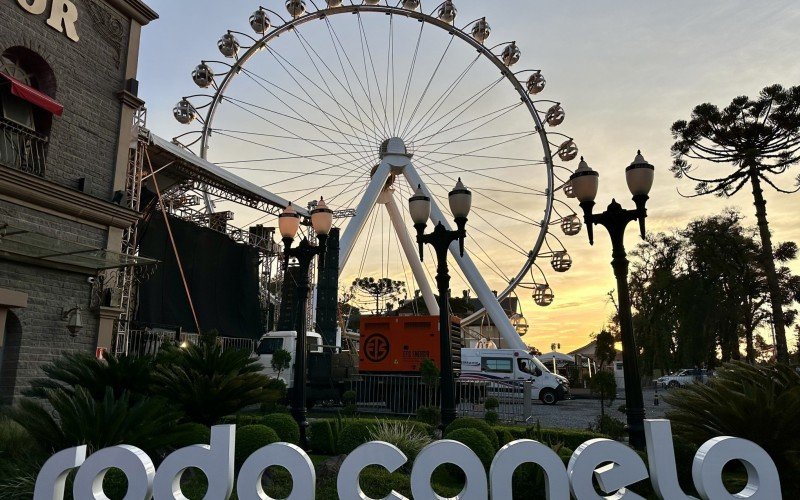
[289,27,384,150]
[396,20,425,139]
[415,158,543,230]
[259,47,381,166]
[420,130,538,148]
[404,57,487,143]
[417,157,545,196]
[356,12,391,138]
[222,96,377,164]
[212,128,374,151]
[408,76,506,146]
[399,35,456,139]
[240,67,374,151]
[412,102,522,146]
[213,129,372,179]
[387,13,397,135]
[323,17,391,141]
[412,105,525,166]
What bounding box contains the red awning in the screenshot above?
[0,72,63,117]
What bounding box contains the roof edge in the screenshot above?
[105,0,159,25]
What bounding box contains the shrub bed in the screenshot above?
[443,428,495,470]
[444,417,499,450]
[263,413,300,444]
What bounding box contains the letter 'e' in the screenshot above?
[567,438,649,499]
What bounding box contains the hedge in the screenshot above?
[309,420,336,455]
[263,413,300,444]
[444,428,495,469]
[492,425,607,451]
[234,425,280,469]
[444,417,499,450]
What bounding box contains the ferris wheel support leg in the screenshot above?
[402,164,527,351]
[384,194,439,315]
[338,161,392,274]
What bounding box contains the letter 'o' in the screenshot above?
[411,440,487,500]
[73,445,155,500]
[238,442,316,500]
[692,436,782,500]
[338,441,408,500]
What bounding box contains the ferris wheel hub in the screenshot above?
[379,137,411,159]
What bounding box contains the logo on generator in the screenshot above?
[363,333,390,362]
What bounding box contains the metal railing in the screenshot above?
[122,329,255,358]
[0,119,47,177]
[349,374,532,423]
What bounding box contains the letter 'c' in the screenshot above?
[338,441,408,500]
[238,443,316,500]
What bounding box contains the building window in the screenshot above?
[0,48,59,177]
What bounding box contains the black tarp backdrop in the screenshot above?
[136,213,264,338]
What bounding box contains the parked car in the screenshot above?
[656,368,712,388]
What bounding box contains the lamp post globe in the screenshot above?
[626,150,655,198]
[279,203,300,242]
[310,197,333,237]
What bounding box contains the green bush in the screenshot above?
[444,417,499,450]
[444,428,495,469]
[483,397,499,410]
[484,410,499,426]
[337,421,373,454]
[511,443,573,499]
[496,428,515,448]
[492,424,607,451]
[170,422,211,449]
[588,414,626,440]
[342,390,357,404]
[368,420,432,462]
[263,413,300,444]
[309,420,336,455]
[415,406,440,427]
[152,337,276,426]
[0,418,37,461]
[235,425,279,469]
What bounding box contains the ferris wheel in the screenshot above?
[170,0,583,350]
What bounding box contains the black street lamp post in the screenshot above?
[278,198,333,450]
[409,179,472,430]
[570,152,655,450]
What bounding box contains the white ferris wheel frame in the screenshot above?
[193,4,560,350]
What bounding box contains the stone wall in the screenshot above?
[0,0,131,199]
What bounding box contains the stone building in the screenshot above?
[0,0,157,402]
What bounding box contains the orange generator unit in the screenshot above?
[359,315,442,373]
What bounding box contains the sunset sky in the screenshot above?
[138,0,800,352]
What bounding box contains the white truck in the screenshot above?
[460,348,571,404]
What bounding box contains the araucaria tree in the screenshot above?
[671,84,800,362]
[351,277,406,315]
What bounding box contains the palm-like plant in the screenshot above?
[10,387,192,457]
[24,351,154,400]
[664,362,800,495]
[671,84,800,362]
[152,338,276,426]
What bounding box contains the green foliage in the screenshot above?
[493,423,607,450]
[483,396,499,410]
[368,420,432,461]
[10,387,191,457]
[496,428,515,447]
[415,405,441,427]
[171,422,211,449]
[512,443,574,499]
[152,340,275,426]
[24,351,154,400]
[444,417,499,450]
[270,349,292,378]
[588,414,626,440]
[309,420,336,455]
[444,428,494,469]
[263,413,300,444]
[593,330,616,369]
[484,410,499,426]
[234,425,279,469]
[262,378,288,413]
[589,371,617,421]
[665,361,800,496]
[341,390,357,404]
[0,418,37,461]
[337,421,373,454]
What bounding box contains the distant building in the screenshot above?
[0,0,158,402]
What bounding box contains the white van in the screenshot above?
[460,348,570,404]
[255,331,324,387]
